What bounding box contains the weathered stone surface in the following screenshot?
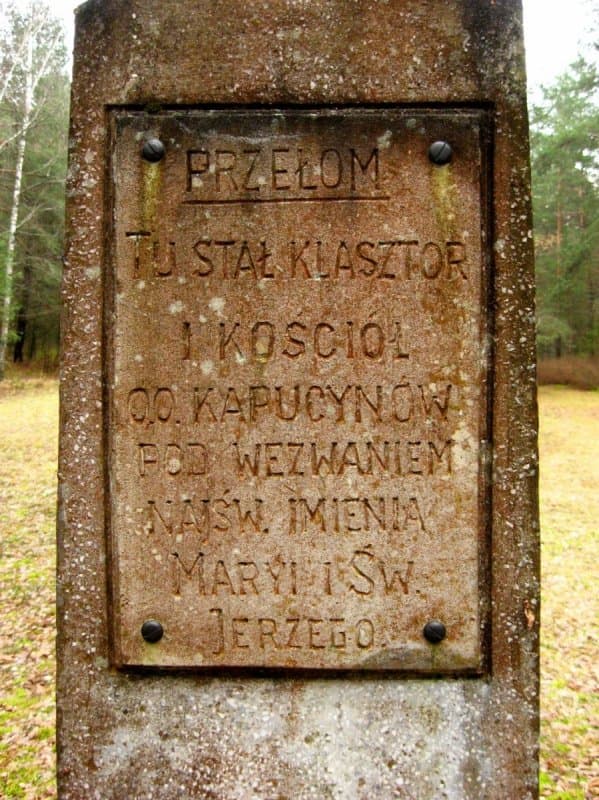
[58,1,539,797]
[110,108,488,672]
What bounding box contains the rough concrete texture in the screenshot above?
[58,1,539,797]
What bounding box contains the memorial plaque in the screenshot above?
[60,2,540,796]
[109,109,490,671]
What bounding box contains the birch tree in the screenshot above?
[0,2,66,378]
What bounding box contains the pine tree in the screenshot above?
[531,57,599,356]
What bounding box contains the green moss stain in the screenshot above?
[431,164,458,242]
[141,159,163,230]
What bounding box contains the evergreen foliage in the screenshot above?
[0,1,68,375]
[530,57,599,357]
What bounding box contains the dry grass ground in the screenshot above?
[539,387,599,799]
[0,376,597,799]
[0,376,57,799]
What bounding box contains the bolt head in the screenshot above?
[423,620,446,644]
[428,140,453,165]
[142,138,166,163]
[141,619,164,643]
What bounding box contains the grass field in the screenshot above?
[538,387,599,799]
[0,378,597,799]
[0,377,57,800]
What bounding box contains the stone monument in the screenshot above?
[58,1,539,797]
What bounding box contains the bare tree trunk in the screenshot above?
[0,28,33,380]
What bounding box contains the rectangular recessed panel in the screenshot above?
[109,109,490,671]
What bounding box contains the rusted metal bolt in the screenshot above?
[142,138,165,163]
[423,620,446,644]
[428,140,452,165]
[141,619,164,643]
